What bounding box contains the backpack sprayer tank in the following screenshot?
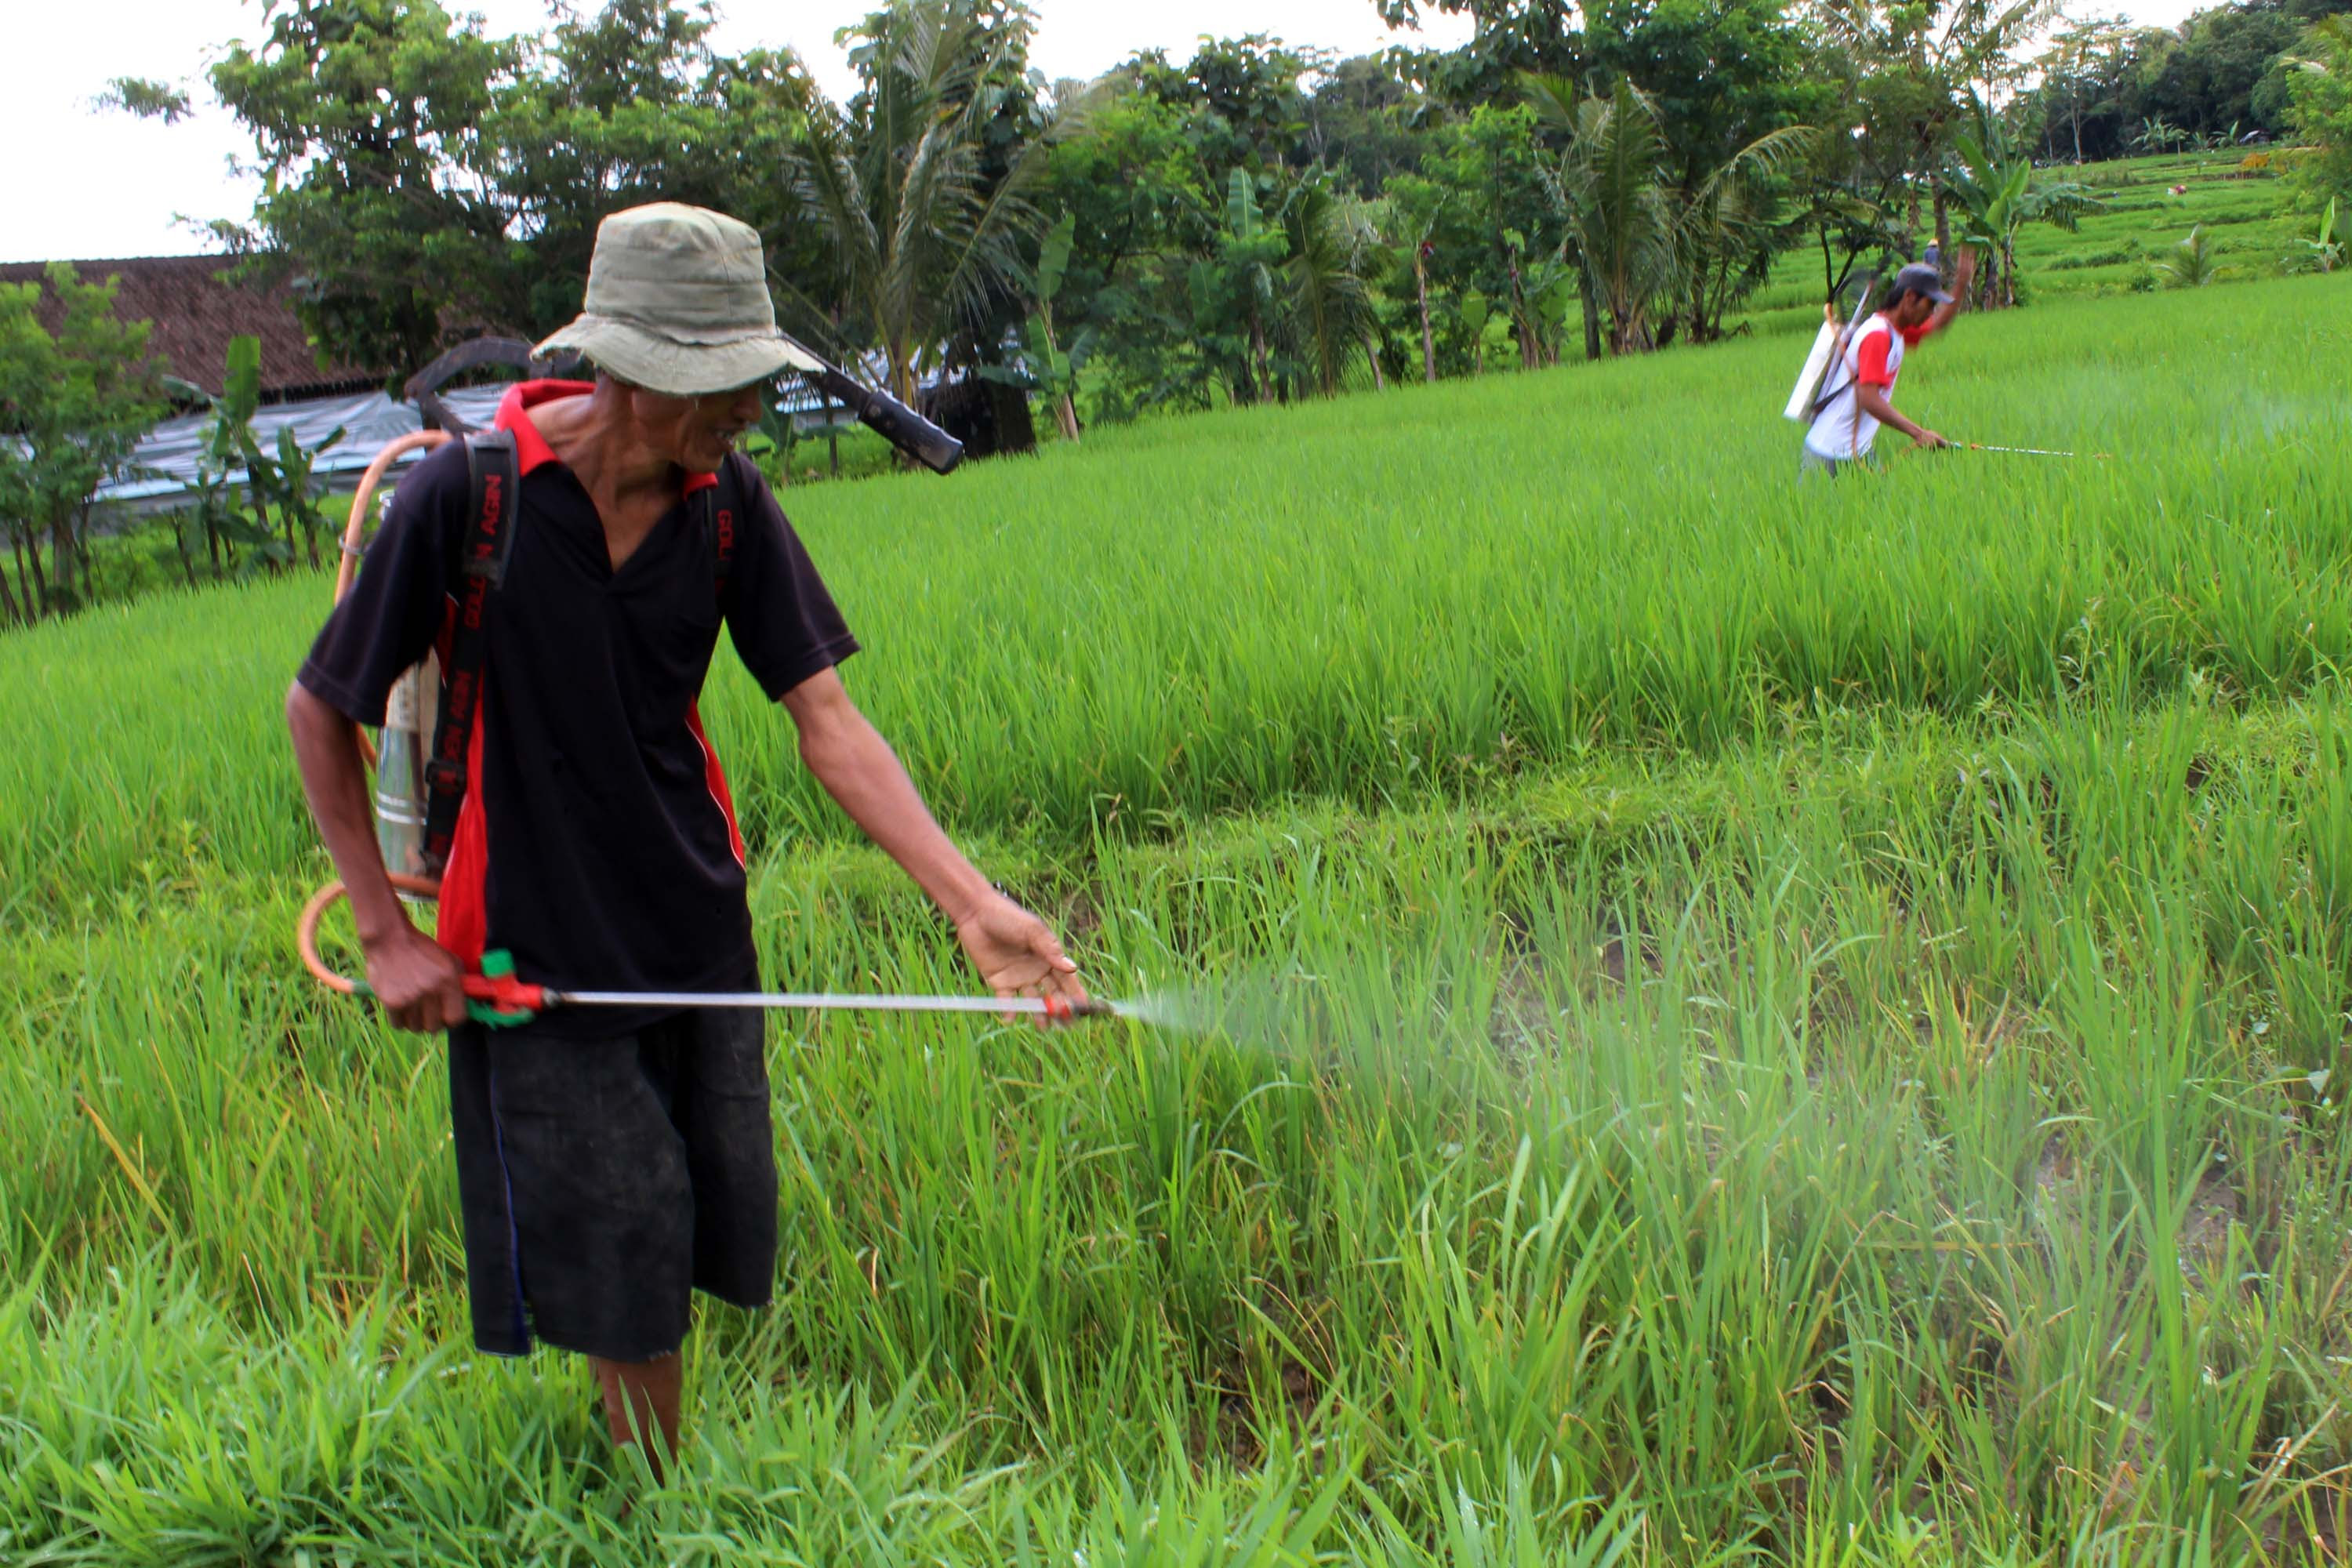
[335,430,456,906]
[374,639,440,886]
[1787,274,1875,423]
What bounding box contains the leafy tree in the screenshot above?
[1186,170,1298,405]
[1812,0,2057,249]
[1302,55,1431,192]
[1530,77,1677,354]
[1380,173,1455,378]
[2286,15,2352,212]
[2028,15,2146,162]
[1411,106,1559,368]
[1035,89,1214,421]
[2138,0,2314,140]
[0,265,165,622]
[1375,0,1580,104]
[186,0,527,380]
[489,2,817,336]
[1132,34,1320,180]
[982,212,1094,438]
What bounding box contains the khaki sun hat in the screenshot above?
[535,202,825,397]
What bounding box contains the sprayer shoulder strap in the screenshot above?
[705,457,739,601]
[421,430,520,877]
[1809,328,1864,423]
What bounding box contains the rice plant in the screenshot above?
[2,271,2349,1563]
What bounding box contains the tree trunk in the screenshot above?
[0,548,23,626]
[1053,393,1081,441]
[1414,249,1437,383]
[1581,278,1602,364]
[1364,333,1385,392]
[1510,270,1537,370]
[173,514,198,589]
[1248,314,1272,405]
[74,503,97,603]
[51,515,75,609]
[1933,192,1952,273]
[25,528,53,615]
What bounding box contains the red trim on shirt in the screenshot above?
[434,693,492,967]
[491,379,720,492]
[492,380,590,474]
[685,702,746,866]
[1856,330,1895,389]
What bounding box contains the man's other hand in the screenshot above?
[954,892,1086,1020]
[365,924,470,1033]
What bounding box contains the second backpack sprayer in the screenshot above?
[299,345,1135,1028]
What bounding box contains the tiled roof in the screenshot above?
[0,253,384,402]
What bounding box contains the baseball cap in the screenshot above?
[1890,263,1953,305]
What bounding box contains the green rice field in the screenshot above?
[4,267,2350,1562]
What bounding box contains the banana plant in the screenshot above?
[2297,197,2342,274]
[977,211,1098,437]
[1944,125,2099,307]
[164,334,343,572]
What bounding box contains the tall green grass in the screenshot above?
[6,280,2347,920]
[4,274,2350,1563]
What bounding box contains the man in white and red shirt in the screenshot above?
[1803,249,1977,476]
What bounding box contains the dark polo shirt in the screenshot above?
[298,380,857,1036]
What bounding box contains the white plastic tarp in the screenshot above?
[100,386,510,506]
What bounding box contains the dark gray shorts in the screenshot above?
[448,1007,776,1362]
[1799,446,1880,479]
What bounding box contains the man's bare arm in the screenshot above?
[1924,245,1979,336]
[286,682,466,1032]
[780,668,1081,1002]
[1857,383,1940,447]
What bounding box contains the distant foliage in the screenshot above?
[0,264,165,624]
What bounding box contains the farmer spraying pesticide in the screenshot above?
[1797,246,1977,477]
[285,203,1087,1475]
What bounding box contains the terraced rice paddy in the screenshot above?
[3,269,2349,1563]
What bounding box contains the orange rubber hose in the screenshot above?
[297,873,445,995]
[337,429,453,771]
[337,429,453,600]
[301,430,457,998]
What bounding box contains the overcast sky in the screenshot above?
[6,0,2201,265]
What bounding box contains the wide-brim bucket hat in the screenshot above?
[535,202,825,396]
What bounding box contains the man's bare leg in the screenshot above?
[590,1353,684,1478]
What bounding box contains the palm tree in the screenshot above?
[1527,75,1679,355]
[1283,181,1378,397]
[2164,225,2217,288]
[1526,75,1813,357]
[781,2,1075,407]
[1668,125,1817,344]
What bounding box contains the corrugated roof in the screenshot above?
[0,253,385,403]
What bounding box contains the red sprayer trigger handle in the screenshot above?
[463,950,546,1028]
